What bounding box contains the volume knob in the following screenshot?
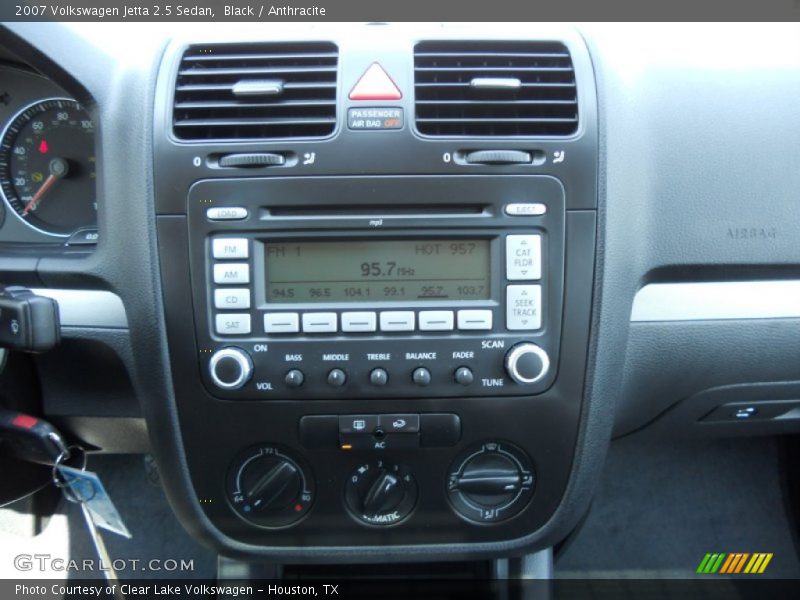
[505,343,549,385]
[209,347,253,390]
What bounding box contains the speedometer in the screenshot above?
[0,98,96,236]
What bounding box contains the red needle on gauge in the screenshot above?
[22,173,58,216]
[21,157,69,216]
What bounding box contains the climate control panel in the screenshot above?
[225,440,534,530]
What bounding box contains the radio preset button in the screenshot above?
[506,285,542,330]
[454,366,474,386]
[327,368,347,387]
[505,203,547,217]
[418,310,455,331]
[341,312,377,332]
[369,368,389,386]
[215,314,251,335]
[412,367,432,386]
[212,238,249,259]
[213,263,250,285]
[457,310,493,330]
[284,369,305,388]
[206,206,248,221]
[506,234,542,281]
[302,313,337,333]
[214,288,250,310]
[379,311,415,332]
[265,312,300,334]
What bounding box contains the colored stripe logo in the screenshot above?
[697,553,773,574]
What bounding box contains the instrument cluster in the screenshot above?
[0,64,97,245]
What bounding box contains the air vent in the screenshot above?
[173,42,338,141]
[414,41,578,137]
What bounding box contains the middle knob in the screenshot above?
[344,461,417,527]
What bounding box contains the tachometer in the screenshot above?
[0,98,96,236]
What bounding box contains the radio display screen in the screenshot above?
[264,239,490,303]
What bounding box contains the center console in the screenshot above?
[152,27,598,559]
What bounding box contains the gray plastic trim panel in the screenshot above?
[31,289,128,328]
[631,281,800,322]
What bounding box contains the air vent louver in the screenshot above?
[173,42,338,141]
[414,41,578,137]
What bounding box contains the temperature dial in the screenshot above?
[344,461,417,527]
[226,445,314,528]
[447,441,535,524]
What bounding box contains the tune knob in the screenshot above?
[209,347,253,390]
[226,445,315,528]
[505,343,549,385]
[344,461,418,527]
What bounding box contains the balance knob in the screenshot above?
[209,347,253,390]
[505,343,549,385]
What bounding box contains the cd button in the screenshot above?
[214,288,250,310]
[418,310,454,331]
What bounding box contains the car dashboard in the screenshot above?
[0,22,799,567]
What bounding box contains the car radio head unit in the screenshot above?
[187,175,565,401]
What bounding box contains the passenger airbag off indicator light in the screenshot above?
[349,63,402,100]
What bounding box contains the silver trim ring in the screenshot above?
[505,343,550,385]
[209,347,253,390]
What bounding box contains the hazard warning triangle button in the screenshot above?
[349,63,402,101]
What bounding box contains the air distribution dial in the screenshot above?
[226,445,314,528]
[344,461,418,526]
[447,441,535,524]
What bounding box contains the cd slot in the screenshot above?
[264,204,490,219]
